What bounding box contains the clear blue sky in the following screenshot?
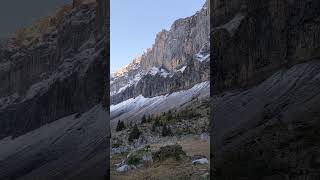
[111,0,206,73]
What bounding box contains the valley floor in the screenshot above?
[111,135,209,180]
[110,92,210,180]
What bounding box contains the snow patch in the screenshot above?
[148,67,160,76]
[195,42,210,62]
[147,66,170,78]
[192,158,209,165]
[217,13,245,36]
[195,54,210,62]
[177,66,187,73]
[160,68,169,78]
[110,81,210,122]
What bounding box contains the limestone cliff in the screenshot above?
[0,0,109,179]
[111,0,210,105]
[0,1,105,139]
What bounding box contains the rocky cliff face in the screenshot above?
[0,1,105,139]
[111,59,209,105]
[140,1,209,72]
[211,0,320,93]
[111,0,210,105]
[0,1,109,179]
[211,0,320,179]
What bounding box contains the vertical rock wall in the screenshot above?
[0,1,105,139]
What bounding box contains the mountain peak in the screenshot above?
[112,56,142,78]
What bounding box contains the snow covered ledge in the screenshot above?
[215,13,245,37]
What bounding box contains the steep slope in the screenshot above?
[0,105,108,180]
[213,60,320,179]
[111,0,210,105]
[211,0,320,179]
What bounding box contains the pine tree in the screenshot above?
[116,120,125,132]
[141,114,147,124]
[162,124,173,137]
[155,118,161,126]
[167,110,172,120]
[152,123,157,132]
[128,124,141,142]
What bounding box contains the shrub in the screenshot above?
[153,144,186,161]
[127,148,152,165]
[128,124,141,142]
[127,154,141,165]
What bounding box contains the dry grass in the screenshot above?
[112,158,208,180]
[111,137,209,180]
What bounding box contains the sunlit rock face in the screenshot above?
[111,0,210,105]
[141,1,209,72]
[0,1,105,139]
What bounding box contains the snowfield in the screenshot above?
[110,81,210,125]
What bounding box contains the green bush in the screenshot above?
[127,154,141,165]
[127,148,151,165]
[153,144,186,161]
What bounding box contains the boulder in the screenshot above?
[116,165,130,173]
